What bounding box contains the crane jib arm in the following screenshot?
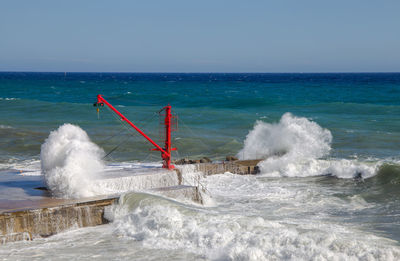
[94,94,176,169]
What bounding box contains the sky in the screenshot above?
[0,0,399,73]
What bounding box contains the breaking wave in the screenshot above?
[238,113,332,161]
[238,113,381,178]
[106,192,400,260]
[39,125,181,199]
[361,163,400,200]
[40,124,105,198]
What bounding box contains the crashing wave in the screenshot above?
[40,124,105,198]
[238,113,381,179]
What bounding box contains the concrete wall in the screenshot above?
[0,160,261,244]
[0,198,116,244]
[0,185,203,244]
[176,160,262,176]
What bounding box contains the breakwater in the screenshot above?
[0,160,261,244]
[0,186,202,244]
[175,159,261,178]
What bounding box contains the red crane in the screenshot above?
[94,94,177,169]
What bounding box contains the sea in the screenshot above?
[0,72,400,260]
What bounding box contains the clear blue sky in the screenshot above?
[1,0,399,72]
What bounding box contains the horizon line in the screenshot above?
[1,71,400,74]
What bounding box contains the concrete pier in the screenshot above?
[176,159,262,177]
[0,167,203,244]
[0,196,116,243]
[0,159,262,244]
[0,185,202,244]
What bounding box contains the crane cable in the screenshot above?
[99,105,160,159]
[97,104,212,196]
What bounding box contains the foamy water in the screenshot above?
[102,174,400,260]
[41,124,105,198]
[1,115,400,260]
[1,170,400,260]
[239,113,381,179]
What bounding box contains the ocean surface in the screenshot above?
[0,72,400,260]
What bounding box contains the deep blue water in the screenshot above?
[0,72,399,162]
[1,72,400,248]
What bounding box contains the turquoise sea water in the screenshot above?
[1,72,399,162]
[1,72,400,260]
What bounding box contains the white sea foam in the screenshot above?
[176,164,205,186]
[0,97,20,101]
[239,113,381,179]
[103,168,400,259]
[0,124,13,129]
[40,124,105,198]
[39,124,183,198]
[238,113,332,161]
[39,125,171,198]
[107,189,400,261]
[0,158,41,173]
[1,162,399,260]
[176,164,216,206]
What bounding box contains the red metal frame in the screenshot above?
[95,94,176,169]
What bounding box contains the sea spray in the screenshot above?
[238,113,332,161]
[106,190,400,260]
[176,164,216,206]
[40,124,105,198]
[240,113,380,178]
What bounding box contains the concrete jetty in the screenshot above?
[0,159,261,244]
[0,167,203,244]
[192,159,262,175]
[175,159,262,178]
[0,196,117,243]
[0,185,201,244]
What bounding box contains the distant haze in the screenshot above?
[1,0,399,72]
